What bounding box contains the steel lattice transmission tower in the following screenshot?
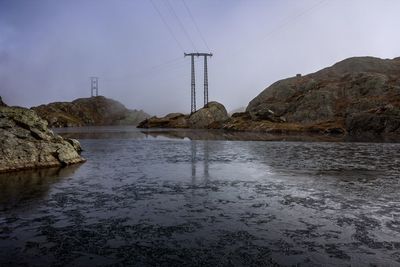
[90,77,99,97]
[184,53,212,114]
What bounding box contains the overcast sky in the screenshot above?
[1,0,400,115]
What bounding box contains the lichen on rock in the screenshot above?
[0,105,85,173]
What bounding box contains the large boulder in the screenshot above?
[0,106,85,173]
[189,102,229,128]
[32,96,150,127]
[245,56,400,137]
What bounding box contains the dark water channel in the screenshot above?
[1,127,400,266]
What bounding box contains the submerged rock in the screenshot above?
[0,105,85,173]
[32,96,150,127]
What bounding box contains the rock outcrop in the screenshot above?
[138,102,229,129]
[138,113,189,128]
[0,96,6,107]
[32,96,150,127]
[0,105,85,173]
[139,57,400,139]
[188,102,229,128]
[228,56,400,137]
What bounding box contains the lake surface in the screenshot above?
[1,126,400,266]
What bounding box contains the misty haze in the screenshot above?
[1,0,400,266]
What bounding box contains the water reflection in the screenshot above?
[1,127,400,266]
[55,126,400,143]
[204,141,209,179]
[191,141,196,181]
[0,164,82,211]
[55,126,151,140]
[141,129,344,142]
[190,141,210,184]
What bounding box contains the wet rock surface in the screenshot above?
[0,105,85,172]
[0,127,399,266]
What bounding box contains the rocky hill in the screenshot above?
[226,56,400,138]
[0,101,85,173]
[32,96,150,127]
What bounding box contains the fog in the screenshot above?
[1,0,400,115]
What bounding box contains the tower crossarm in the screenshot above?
[184,53,212,57]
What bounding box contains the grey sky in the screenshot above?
[1,0,400,115]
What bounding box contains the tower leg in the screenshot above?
[204,56,208,107]
[191,55,196,114]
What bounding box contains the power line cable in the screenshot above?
[102,62,188,86]
[102,56,185,82]
[149,0,185,52]
[221,0,328,61]
[181,0,211,51]
[258,0,327,43]
[165,0,198,52]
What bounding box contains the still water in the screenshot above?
[0,127,400,266]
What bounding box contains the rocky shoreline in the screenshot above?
[1,56,400,173]
[138,56,400,140]
[0,104,85,173]
[138,101,230,129]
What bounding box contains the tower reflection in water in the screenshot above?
[190,140,210,184]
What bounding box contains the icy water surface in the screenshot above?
[1,127,400,266]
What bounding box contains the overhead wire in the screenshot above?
[258,0,328,43]
[102,61,188,86]
[149,0,185,52]
[220,0,328,61]
[181,0,211,51]
[102,56,186,82]
[165,0,198,52]
[78,0,331,109]
[100,1,327,92]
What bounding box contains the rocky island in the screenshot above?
[139,56,400,140]
[0,100,85,173]
[33,96,149,127]
[138,101,229,129]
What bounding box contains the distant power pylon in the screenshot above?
[90,77,99,97]
[184,53,212,114]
